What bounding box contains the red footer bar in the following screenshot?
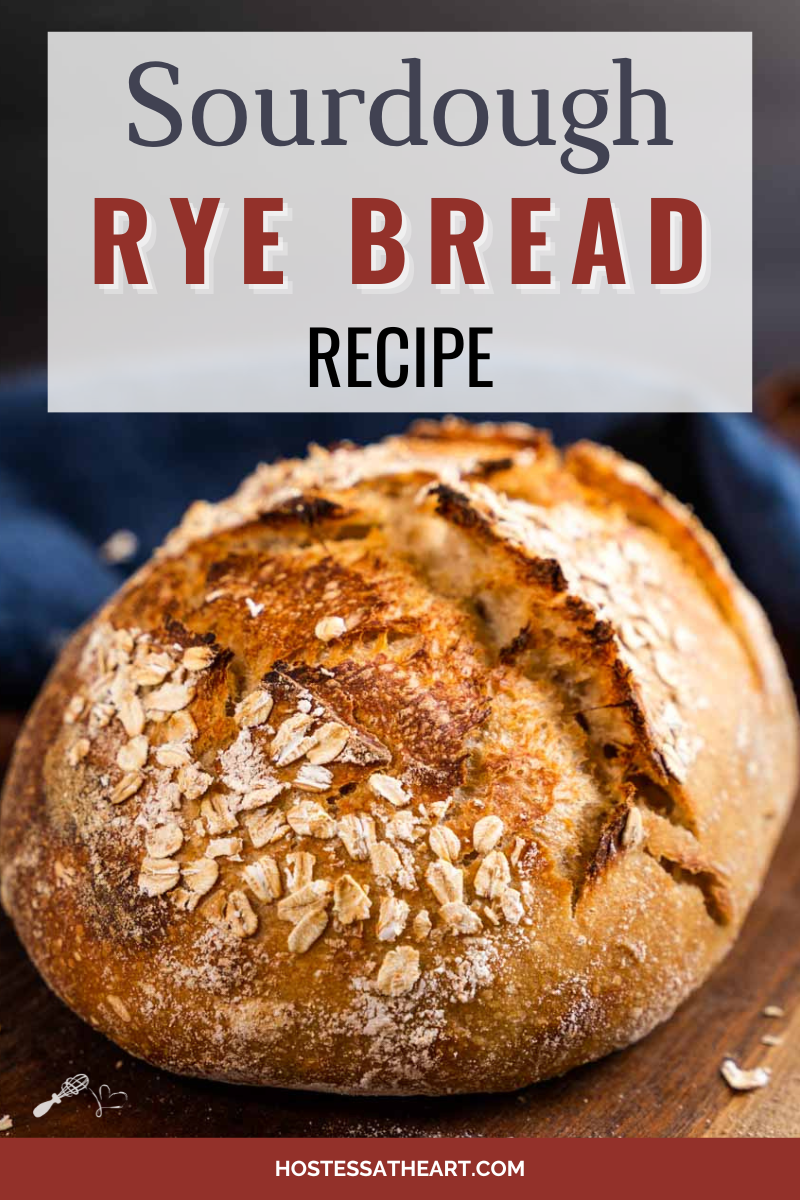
[1,1136,787,1193]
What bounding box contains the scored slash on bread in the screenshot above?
[0,417,797,1095]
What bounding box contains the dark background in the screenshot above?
[1,1,799,387]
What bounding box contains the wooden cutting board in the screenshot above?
[1,710,798,1139]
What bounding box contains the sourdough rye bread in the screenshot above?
[1,418,797,1094]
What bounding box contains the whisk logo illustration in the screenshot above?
[33,1074,128,1119]
[33,1073,90,1117]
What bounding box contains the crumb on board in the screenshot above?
[720,1058,771,1092]
[762,1005,785,1018]
[0,1115,12,1132]
[761,1035,783,1047]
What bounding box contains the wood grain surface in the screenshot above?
[1,709,798,1139]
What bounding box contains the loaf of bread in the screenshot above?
[1,418,797,1094]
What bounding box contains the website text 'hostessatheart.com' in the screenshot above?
[275,1159,524,1177]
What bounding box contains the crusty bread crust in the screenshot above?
[1,418,797,1094]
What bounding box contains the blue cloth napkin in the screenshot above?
[1,381,798,704]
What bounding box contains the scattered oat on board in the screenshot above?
[720,1058,771,1092]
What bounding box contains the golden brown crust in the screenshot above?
[1,418,797,1094]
